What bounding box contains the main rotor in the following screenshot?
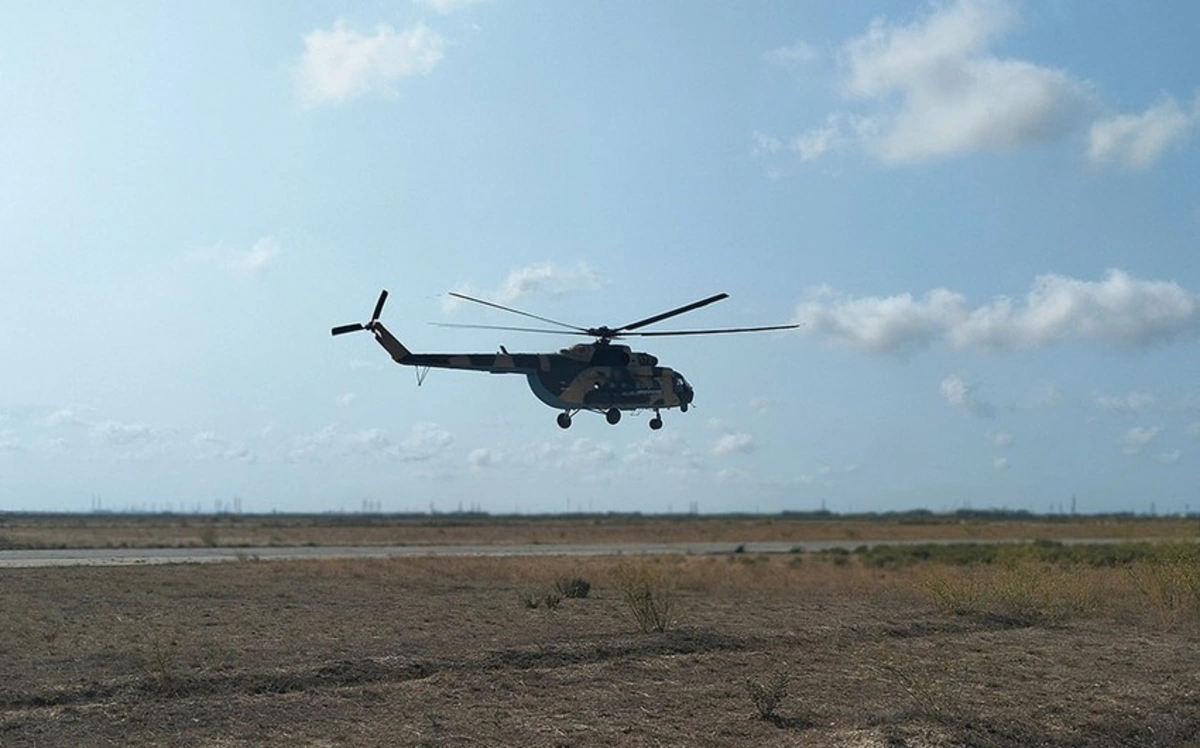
[435,291,799,344]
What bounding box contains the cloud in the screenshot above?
[336,392,359,407]
[940,373,993,418]
[91,420,155,446]
[1157,450,1182,465]
[1121,425,1162,456]
[415,0,488,14]
[0,430,21,451]
[993,457,1010,471]
[991,430,1014,447]
[445,261,606,312]
[296,21,446,108]
[467,447,504,471]
[1089,95,1199,169]
[191,237,282,278]
[1187,422,1200,439]
[752,130,783,155]
[794,269,1199,354]
[399,423,454,461]
[788,0,1090,164]
[43,407,89,428]
[1094,391,1156,414]
[764,40,818,69]
[790,118,840,161]
[712,432,756,457]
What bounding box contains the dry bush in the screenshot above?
[1127,542,1200,629]
[553,575,591,599]
[916,561,1105,624]
[614,562,675,633]
[744,671,789,720]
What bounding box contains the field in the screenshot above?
[2,516,1199,746]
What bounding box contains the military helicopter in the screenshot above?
[332,289,797,429]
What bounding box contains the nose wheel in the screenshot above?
[605,407,622,425]
[649,409,663,430]
[557,412,572,429]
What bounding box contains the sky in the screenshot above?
[3,0,1199,515]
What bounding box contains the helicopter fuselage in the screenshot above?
[395,339,694,413]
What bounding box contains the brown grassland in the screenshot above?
[1,513,1198,550]
[2,524,1199,747]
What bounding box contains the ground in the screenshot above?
[2,546,1198,747]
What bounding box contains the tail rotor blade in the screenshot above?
[331,323,366,336]
[371,290,389,322]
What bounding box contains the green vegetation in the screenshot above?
[840,538,1195,568]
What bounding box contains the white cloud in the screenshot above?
[790,119,840,161]
[467,447,504,471]
[1157,450,1182,465]
[795,269,1199,354]
[764,40,818,69]
[752,130,783,155]
[713,432,756,457]
[1121,425,1162,456]
[1186,422,1200,439]
[400,423,454,461]
[992,430,1014,447]
[296,21,446,108]
[1094,391,1156,414]
[0,430,21,451]
[445,261,606,312]
[1089,95,1198,169]
[91,420,155,446]
[940,373,993,418]
[415,0,487,15]
[43,407,89,428]
[337,392,359,407]
[792,0,1089,164]
[191,237,282,278]
[993,457,1010,471]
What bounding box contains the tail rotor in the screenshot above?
[332,290,388,336]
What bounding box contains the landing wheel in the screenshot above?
[680,402,689,413]
[649,416,663,430]
[605,407,621,425]
[556,412,572,429]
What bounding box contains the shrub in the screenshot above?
[554,576,591,599]
[744,672,789,720]
[616,563,674,633]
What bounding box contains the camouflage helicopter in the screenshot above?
[332,289,797,429]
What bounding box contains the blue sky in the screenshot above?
[3,0,1199,514]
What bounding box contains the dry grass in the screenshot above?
[1,513,1197,550]
[2,551,1199,746]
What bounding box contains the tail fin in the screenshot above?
[372,323,411,363]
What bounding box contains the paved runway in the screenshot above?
[0,537,1174,568]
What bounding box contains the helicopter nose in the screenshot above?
[681,386,694,404]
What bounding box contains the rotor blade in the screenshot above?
[616,293,729,333]
[430,322,592,335]
[447,292,587,332]
[371,290,389,322]
[331,323,366,336]
[621,323,800,337]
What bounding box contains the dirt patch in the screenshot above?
[1,555,1197,746]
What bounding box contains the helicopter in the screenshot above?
[332,289,798,429]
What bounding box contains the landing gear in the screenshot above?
[605,407,622,425]
[680,402,689,413]
[649,409,663,430]
[556,412,572,429]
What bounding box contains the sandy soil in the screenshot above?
[1,554,1197,747]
